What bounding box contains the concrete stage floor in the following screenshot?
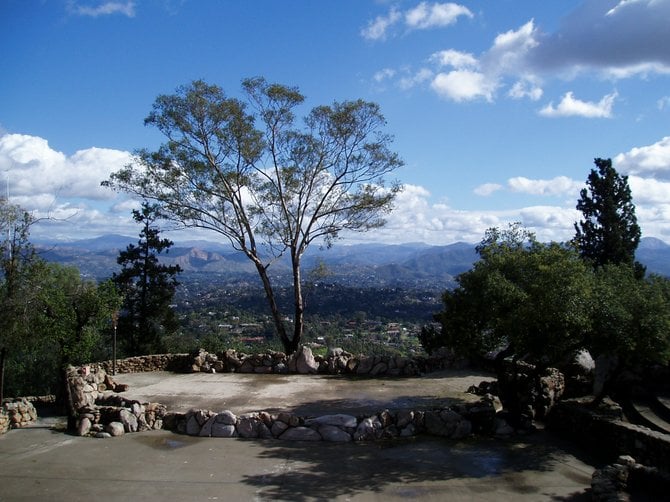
[0,369,600,501]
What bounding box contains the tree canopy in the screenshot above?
[574,158,643,274]
[112,202,181,356]
[428,223,670,370]
[1,199,121,399]
[105,78,403,354]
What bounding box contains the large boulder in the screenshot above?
[295,346,319,374]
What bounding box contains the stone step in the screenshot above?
[630,399,670,435]
[652,395,670,422]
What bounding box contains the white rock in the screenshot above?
[106,422,125,437]
[279,427,322,441]
[304,414,357,429]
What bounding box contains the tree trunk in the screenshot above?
[290,252,304,355]
[0,346,6,404]
[254,262,293,354]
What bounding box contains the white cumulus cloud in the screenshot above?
[405,2,473,30]
[474,183,503,197]
[614,136,670,180]
[361,2,471,41]
[0,133,135,239]
[431,70,495,102]
[508,176,583,197]
[539,91,618,118]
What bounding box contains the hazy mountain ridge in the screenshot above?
[35,234,670,286]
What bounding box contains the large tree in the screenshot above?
[574,158,643,274]
[112,203,181,356]
[0,200,40,402]
[105,78,403,354]
[430,224,593,366]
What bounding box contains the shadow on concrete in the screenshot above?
[239,432,597,501]
[264,394,476,416]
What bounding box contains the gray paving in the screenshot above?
[0,370,599,501]
[113,369,492,415]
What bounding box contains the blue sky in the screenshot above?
[1,0,669,245]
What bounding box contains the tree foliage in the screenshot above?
[574,158,643,274]
[105,78,403,354]
[0,200,41,401]
[428,223,670,369]
[112,203,181,356]
[1,199,121,398]
[433,224,593,365]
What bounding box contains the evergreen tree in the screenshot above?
[574,158,643,275]
[113,203,182,355]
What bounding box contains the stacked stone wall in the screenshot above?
[91,353,192,374]
[548,398,670,474]
[89,347,462,377]
[1,398,38,432]
[161,395,503,442]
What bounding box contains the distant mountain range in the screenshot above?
[34,234,670,288]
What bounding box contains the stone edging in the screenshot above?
[66,354,515,441]
[548,398,670,480]
[591,455,670,501]
[89,347,463,377]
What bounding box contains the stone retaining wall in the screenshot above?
[64,351,516,442]
[1,398,38,433]
[91,353,192,374]
[91,346,461,378]
[548,398,670,474]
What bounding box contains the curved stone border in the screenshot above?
[64,356,515,441]
[89,347,464,378]
[160,395,509,442]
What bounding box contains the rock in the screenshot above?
[258,423,273,439]
[77,417,92,436]
[353,416,382,441]
[186,415,202,436]
[396,410,414,428]
[399,423,417,437]
[237,414,262,438]
[94,432,112,439]
[216,410,237,425]
[199,415,217,437]
[319,425,352,442]
[277,412,300,427]
[106,422,125,437]
[211,424,236,438]
[356,356,374,375]
[425,410,472,439]
[494,418,514,436]
[279,427,322,441]
[370,362,388,376]
[119,409,138,433]
[296,346,319,374]
[304,414,357,429]
[271,421,289,437]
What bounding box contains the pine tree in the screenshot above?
[113,203,182,355]
[574,158,644,275]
